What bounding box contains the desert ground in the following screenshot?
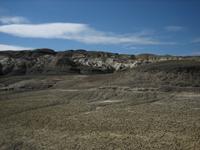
[0,61,200,150]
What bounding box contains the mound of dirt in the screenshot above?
[0,79,56,91]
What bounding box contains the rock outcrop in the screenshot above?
[0,49,187,75]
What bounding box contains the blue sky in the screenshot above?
[0,0,200,55]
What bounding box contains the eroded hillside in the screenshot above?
[0,49,185,75]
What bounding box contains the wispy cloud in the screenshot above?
[191,38,200,43]
[191,51,200,56]
[0,22,170,45]
[165,26,185,32]
[0,16,29,24]
[0,43,33,51]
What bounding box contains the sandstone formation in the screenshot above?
[0,48,189,75]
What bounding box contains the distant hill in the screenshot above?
[0,49,199,75]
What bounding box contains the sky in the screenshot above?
[0,0,200,55]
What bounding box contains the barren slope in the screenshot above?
[0,60,200,150]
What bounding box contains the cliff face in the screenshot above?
[0,49,184,75]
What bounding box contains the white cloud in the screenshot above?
[0,16,29,24]
[165,26,185,32]
[0,44,33,51]
[0,22,167,45]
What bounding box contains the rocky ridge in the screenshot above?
[0,48,192,75]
